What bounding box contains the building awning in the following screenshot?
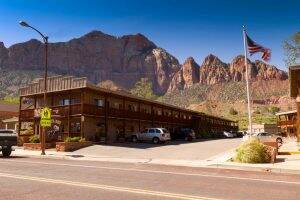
[275,110,297,116]
[2,116,19,123]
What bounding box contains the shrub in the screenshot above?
[64,137,82,143]
[200,131,210,139]
[234,139,271,163]
[29,135,40,143]
[268,106,280,115]
[229,107,238,115]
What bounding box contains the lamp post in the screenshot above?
[19,21,48,155]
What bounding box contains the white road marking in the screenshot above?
[0,172,220,200]
[1,159,300,185]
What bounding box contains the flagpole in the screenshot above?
[242,25,253,135]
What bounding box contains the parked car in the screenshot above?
[229,131,237,138]
[237,131,247,138]
[173,128,196,141]
[0,129,17,157]
[132,128,171,144]
[243,132,283,145]
[223,131,234,138]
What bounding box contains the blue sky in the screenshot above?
[0,0,299,70]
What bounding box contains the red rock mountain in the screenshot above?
[0,31,287,95]
[168,57,200,91]
[0,31,180,94]
[168,54,288,92]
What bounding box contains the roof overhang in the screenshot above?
[275,110,297,116]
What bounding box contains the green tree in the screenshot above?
[283,32,300,66]
[130,78,157,100]
[268,106,280,115]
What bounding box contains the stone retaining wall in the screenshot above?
[56,141,93,152]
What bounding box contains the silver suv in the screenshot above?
[132,128,171,144]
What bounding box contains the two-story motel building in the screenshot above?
[18,76,238,143]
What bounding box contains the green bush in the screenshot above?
[234,139,271,163]
[29,135,40,143]
[200,131,210,139]
[268,106,280,115]
[65,137,81,143]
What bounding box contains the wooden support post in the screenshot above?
[67,92,71,138]
[296,97,300,142]
[151,105,154,127]
[138,102,141,132]
[33,96,37,135]
[80,89,84,138]
[122,98,125,137]
[104,95,108,142]
[18,96,22,139]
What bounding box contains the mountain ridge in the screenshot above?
[0,30,288,97]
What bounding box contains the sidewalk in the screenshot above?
[278,140,300,154]
[216,140,300,174]
[10,142,300,174]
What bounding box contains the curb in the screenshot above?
[278,151,300,155]
[210,163,300,175]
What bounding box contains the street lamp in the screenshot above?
[19,21,48,155]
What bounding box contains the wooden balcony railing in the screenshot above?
[19,109,34,120]
[70,104,81,115]
[139,112,152,121]
[52,105,69,117]
[108,108,124,118]
[277,120,297,126]
[83,104,105,116]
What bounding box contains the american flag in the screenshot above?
[246,33,271,62]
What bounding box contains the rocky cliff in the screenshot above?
[168,54,288,92]
[0,31,180,94]
[168,57,200,91]
[0,30,288,96]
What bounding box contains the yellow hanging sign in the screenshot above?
[40,107,52,127]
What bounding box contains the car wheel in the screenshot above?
[132,136,138,143]
[152,137,160,144]
[2,147,12,157]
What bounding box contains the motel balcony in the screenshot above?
[19,104,193,124]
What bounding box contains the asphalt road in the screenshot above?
[0,157,299,200]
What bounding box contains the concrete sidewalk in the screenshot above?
[10,146,300,174]
[279,140,300,154]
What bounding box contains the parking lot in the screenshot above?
[74,138,242,161]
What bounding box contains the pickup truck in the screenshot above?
[0,129,17,157]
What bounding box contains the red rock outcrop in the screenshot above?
[168,57,199,91]
[0,31,180,94]
[199,54,230,84]
[0,30,288,95]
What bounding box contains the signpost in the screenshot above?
[40,107,52,155]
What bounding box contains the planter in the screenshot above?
[56,141,93,152]
[23,143,53,151]
[263,142,278,164]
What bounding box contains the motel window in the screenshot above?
[70,98,80,104]
[95,99,105,107]
[128,104,137,112]
[59,99,70,106]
